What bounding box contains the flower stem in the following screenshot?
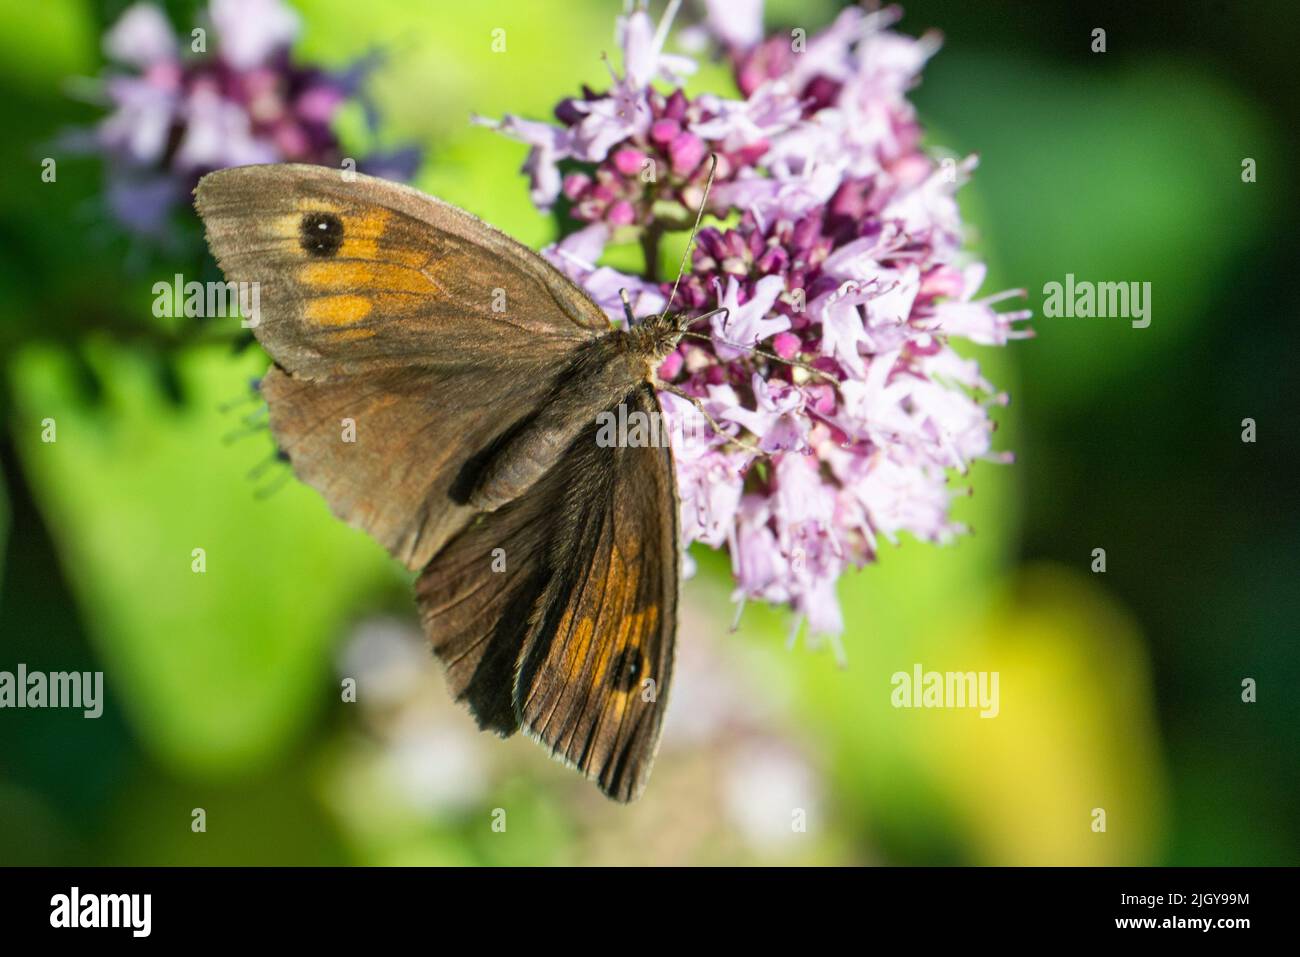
[641,223,663,282]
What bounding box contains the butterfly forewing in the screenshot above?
[196,163,607,376]
[194,164,611,569]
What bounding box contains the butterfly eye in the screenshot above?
[299,211,344,258]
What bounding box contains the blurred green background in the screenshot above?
[0,0,1295,865]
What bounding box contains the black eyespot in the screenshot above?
[611,647,643,692]
[299,211,344,257]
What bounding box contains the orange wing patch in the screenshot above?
[336,207,389,261]
[334,207,428,268]
[297,260,436,296]
[303,294,373,326]
[522,533,664,759]
[290,205,450,329]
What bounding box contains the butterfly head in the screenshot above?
[626,308,690,364]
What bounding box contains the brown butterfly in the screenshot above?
[194,163,729,801]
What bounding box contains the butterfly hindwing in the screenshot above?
[257,360,565,569]
[516,385,679,801]
[412,449,566,737]
[416,385,679,800]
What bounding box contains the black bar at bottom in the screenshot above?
[0,866,1276,942]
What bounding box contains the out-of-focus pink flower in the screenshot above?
[86,0,420,241]
[175,82,278,170]
[685,0,766,54]
[98,75,178,166]
[103,3,177,67]
[209,0,300,70]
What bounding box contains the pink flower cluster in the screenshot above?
[90,0,418,240]
[475,5,794,231]
[489,1,1030,653]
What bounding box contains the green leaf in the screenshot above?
[10,343,399,777]
[917,53,1281,407]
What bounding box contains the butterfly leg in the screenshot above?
[653,381,765,457]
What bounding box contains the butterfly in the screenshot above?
[194,163,729,801]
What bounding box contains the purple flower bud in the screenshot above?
[772,331,801,359]
[803,75,843,113]
[562,172,591,200]
[791,215,822,255]
[612,147,645,177]
[756,245,789,275]
[664,89,688,121]
[650,118,681,144]
[607,200,636,226]
[696,227,727,261]
[554,97,585,125]
[668,131,706,177]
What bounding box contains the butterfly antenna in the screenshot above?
[657,380,767,459]
[679,329,839,384]
[659,153,719,323]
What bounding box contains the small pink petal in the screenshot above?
[658,350,684,379]
[144,60,182,92]
[772,331,801,359]
[296,85,345,124]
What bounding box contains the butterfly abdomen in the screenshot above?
[466,335,645,513]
